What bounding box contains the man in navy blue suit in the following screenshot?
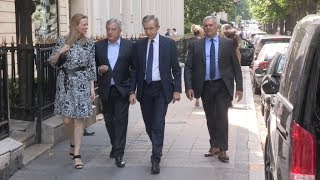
[129,15,181,174]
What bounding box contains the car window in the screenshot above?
[279,29,310,103]
[256,38,290,52]
[276,54,286,74]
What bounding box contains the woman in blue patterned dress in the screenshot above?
[48,13,96,169]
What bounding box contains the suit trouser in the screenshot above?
[201,79,232,151]
[140,81,168,163]
[101,86,129,158]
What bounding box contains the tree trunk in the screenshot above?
[279,20,285,35]
[285,14,294,35]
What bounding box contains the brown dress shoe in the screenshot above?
[204,147,220,157]
[218,151,229,162]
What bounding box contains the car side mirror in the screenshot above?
[271,74,281,79]
[255,68,264,75]
[261,76,279,94]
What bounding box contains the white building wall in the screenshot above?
[70,0,184,37]
[0,0,16,43]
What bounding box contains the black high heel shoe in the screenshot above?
[73,155,84,169]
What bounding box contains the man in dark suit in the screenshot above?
[129,15,181,174]
[184,16,243,162]
[95,18,135,168]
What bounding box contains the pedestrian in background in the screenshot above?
[190,24,205,107]
[184,16,243,162]
[172,28,178,35]
[95,18,135,168]
[220,24,241,63]
[130,15,181,174]
[48,13,96,169]
[165,28,171,36]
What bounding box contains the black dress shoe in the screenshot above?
[83,129,95,136]
[115,157,125,168]
[109,151,115,158]
[151,162,160,174]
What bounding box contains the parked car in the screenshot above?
[239,39,254,66]
[253,35,291,61]
[251,34,264,47]
[263,14,320,180]
[251,43,288,94]
[248,31,267,42]
[256,50,287,126]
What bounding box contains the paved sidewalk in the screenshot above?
[10,67,264,180]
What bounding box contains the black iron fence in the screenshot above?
[0,41,57,141]
[0,45,10,140]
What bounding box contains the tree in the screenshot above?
[249,0,320,34]
[184,0,233,33]
[228,0,252,24]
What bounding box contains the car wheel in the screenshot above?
[264,136,274,180]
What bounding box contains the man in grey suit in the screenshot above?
[95,18,136,168]
[184,16,243,162]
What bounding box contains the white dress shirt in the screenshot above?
[145,33,161,81]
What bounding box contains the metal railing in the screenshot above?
[0,45,9,140]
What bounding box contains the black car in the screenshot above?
[240,39,254,66]
[256,51,287,127]
[263,14,320,180]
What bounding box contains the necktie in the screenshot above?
[210,39,215,80]
[146,40,154,84]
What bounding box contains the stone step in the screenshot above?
[22,144,53,166]
[0,138,23,180]
[41,105,97,145]
[9,120,34,132]
[9,120,35,148]
[9,131,34,148]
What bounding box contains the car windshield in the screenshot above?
[258,43,289,62]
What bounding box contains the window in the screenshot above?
[275,54,286,75]
[32,0,59,41]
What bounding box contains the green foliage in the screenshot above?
[228,0,252,23]
[184,0,233,33]
[248,0,287,24]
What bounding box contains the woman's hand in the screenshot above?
[90,81,95,101]
[91,87,95,101]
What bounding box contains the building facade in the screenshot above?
[0,0,184,44]
[70,0,184,37]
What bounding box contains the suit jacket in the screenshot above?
[95,38,135,101]
[184,36,243,98]
[133,35,182,104]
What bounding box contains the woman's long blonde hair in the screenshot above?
[66,13,88,45]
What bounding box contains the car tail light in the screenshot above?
[290,121,315,180]
[258,61,269,70]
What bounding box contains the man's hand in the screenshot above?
[129,94,136,105]
[186,89,194,101]
[98,65,109,74]
[235,91,243,102]
[172,92,181,104]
